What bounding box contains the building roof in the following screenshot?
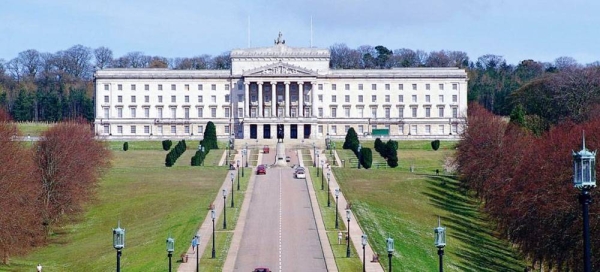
[230,44,330,59]
[95,68,231,79]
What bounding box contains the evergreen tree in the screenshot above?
[204,121,218,149]
[431,140,440,151]
[360,148,372,169]
[343,127,359,151]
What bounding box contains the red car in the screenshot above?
[256,165,267,175]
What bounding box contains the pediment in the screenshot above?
[244,62,316,76]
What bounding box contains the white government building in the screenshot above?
[94,34,468,141]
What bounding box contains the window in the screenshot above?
[117,107,123,118]
[398,125,404,135]
[358,84,363,90]
[170,107,176,118]
[318,95,323,102]
[157,108,163,118]
[318,84,323,90]
[197,107,203,117]
[412,84,417,90]
[131,84,136,91]
[184,108,190,118]
[103,125,109,134]
[452,83,458,90]
[145,95,149,103]
[117,126,123,134]
[158,96,163,103]
[452,124,458,134]
[345,125,350,133]
[358,95,363,103]
[104,95,109,103]
[171,126,176,134]
[371,107,377,118]
[345,95,350,103]
[411,125,417,135]
[344,107,350,117]
[358,125,364,134]
[439,125,445,135]
[185,95,190,103]
[318,125,323,134]
[145,84,149,91]
[238,95,243,102]
[184,84,189,91]
[425,125,431,134]
[439,95,444,103]
[224,107,230,118]
[425,107,431,117]
[225,84,230,90]
[318,108,323,117]
[198,84,203,91]
[438,107,444,117]
[103,107,109,118]
[237,83,243,90]
[331,107,337,117]
[104,84,109,91]
[332,95,337,103]
[452,95,458,103]
[372,95,377,102]
[332,84,337,91]
[426,84,430,90]
[198,95,203,102]
[171,84,176,91]
[439,84,444,90]
[158,125,163,134]
[238,107,243,117]
[412,95,417,103]
[358,107,364,118]
[425,95,430,103]
[345,84,350,90]
[211,84,216,91]
[131,95,136,103]
[411,107,417,117]
[331,125,337,135]
[385,95,390,103]
[183,125,189,134]
[385,84,390,90]
[144,125,150,134]
[398,107,404,118]
[452,108,458,118]
[131,125,136,134]
[211,95,217,103]
[158,84,163,91]
[118,96,123,103]
[399,84,404,90]
[399,95,404,102]
[171,96,176,103]
[224,125,230,134]
[198,125,204,134]
[211,108,216,118]
[118,84,122,91]
[144,107,149,118]
[372,84,377,90]
[225,95,230,103]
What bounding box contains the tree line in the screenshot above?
[0,110,110,264]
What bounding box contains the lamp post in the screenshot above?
[346,209,352,258]
[112,222,125,272]
[573,134,596,272]
[242,149,247,176]
[230,173,235,208]
[321,160,325,190]
[194,234,200,272]
[166,236,174,272]
[434,217,446,272]
[387,237,394,272]
[245,143,248,167]
[211,209,216,258]
[316,151,320,177]
[237,160,240,190]
[357,143,362,169]
[201,146,205,166]
[327,170,331,207]
[361,234,367,272]
[313,142,316,167]
[335,188,340,229]
[222,189,227,229]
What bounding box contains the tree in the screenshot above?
[94,46,113,69]
[204,121,218,149]
[374,45,392,68]
[374,138,383,153]
[343,127,359,151]
[359,148,372,169]
[431,140,440,151]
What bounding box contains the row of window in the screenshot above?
[102,107,228,119]
[104,83,230,92]
[319,94,458,103]
[104,95,230,104]
[317,83,459,91]
[317,106,459,118]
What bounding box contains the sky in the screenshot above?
[1,0,599,65]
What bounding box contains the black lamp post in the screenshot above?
[194,234,200,272]
[316,151,320,177]
[313,143,316,167]
[357,143,362,169]
[335,188,340,229]
[230,173,235,208]
[327,170,331,207]
[211,209,216,258]
[346,209,352,258]
[361,234,367,272]
[237,160,240,190]
[573,134,596,272]
[200,146,205,166]
[242,149,246,176]
[387,237,394,272]
[245,143,248,168]
[112,222,125,272]
[166,236,174,272]
[434,217,447,272]
[321,161,325,190]
[223,189,227,229]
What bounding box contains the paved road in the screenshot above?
[233,149,327,272]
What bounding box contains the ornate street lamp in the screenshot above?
[321,160,325,190]
[386,237,394,272]
[346,209,352,258]
[313,142,316,167]
[245,143,249,168]
[316,151,321,177]
[237,160,241,190]
[573,134,596,272]
[166,236,174,272]
[434,217,446,272]
[357,143,362,169]
[361,234,367,272]
[230,173,235,208]
[222,189,227,229]
[335,188,340,229]
[211,209,216,258]
[327,170,331,207]
[194,234,200,272]
[112,221,125,272]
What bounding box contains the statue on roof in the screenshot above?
[274,31,285,45]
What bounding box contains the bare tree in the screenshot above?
[357,45,376,69]
[391,48,420,67]
[17,49,41,79]
[94,46,113,69]
[210,52,231,69]
[554,56,580,71]
[425,50,452,67]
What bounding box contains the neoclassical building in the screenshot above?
[94,35,468,140]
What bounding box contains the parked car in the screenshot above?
[253,268,271,272]
[295,169,306,179]
[256,165,267,175]
[285,156,291,162]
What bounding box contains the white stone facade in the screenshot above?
[94,40,467,140]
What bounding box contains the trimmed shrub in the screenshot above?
[162,140,172,151]
[431,140,440,151]
[123,142,129,151]
[165,139,187,167]
[374,138,384,153]
[387,139,398,151]
[388,156,399,168]
[204,121,218,150]
[343,127,359,151]
[360,148,372,169]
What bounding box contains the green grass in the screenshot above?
[0,141,247,272]
[16,122,54,136]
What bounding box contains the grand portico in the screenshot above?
[93,33,468,140]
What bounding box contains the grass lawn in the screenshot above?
[0,141,243,272]
[16,122,55,136]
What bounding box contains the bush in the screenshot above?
[343,127,359,151]
[387,156,399,168]
[165,139,187,167]
[123,142,129,151]
[387,139,398,151]
[431,140,440,151]
[204,121,218,150]
[360,148,372,169]
[162,140,172,151]
[374,138,384,153]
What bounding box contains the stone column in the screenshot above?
[258,82,263,118]
[244,82,250,118]
[271,82,276,117]
[299,82,304,117]
[311,82,317,118]
[284,82,290,117]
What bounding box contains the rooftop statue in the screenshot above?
[274,31,285,45]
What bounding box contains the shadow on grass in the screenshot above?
[423,176,526,272]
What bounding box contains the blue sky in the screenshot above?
[1,0,599,65]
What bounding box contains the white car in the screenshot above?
[295,170,306,179]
